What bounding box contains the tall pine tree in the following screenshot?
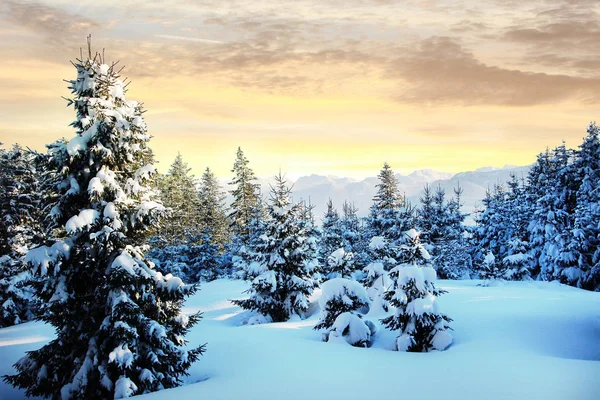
[228,147,261,243]
[198,167,230,250]
[318,199,343,279]
[4,47,203,398]
[156,153,200,246]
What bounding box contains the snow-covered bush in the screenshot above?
[327,312,377,348]
[315,278,375,347]
[382,229,452,352]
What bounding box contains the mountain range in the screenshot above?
[250,165,531,223]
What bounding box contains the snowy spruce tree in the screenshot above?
[527,144,579,284]
[228,147,261,244]
[340,201,362,249]
[419,184,471,279]
[235,197,268,281]
[327,248,355,279]
[318,199,343,278]
[315,278,374,347]
[156,152,200,246]
[367,162,415,246]
[361,236,394,314]
[298,200,321,283]
[501,175,533,280]
[4,48,203,398]
[435,184,472,279]
[148,232,221,283]
[228,147,263,277]
[471,185,508,280]
[525,148,552,279]
[0,144,42,327]
[368,162,402,241]
[570,123,600,291]
[382,229,452,352]
[233,173,314,323]
[198,167,230,250]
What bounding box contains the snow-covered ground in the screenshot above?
[1,279,599,399]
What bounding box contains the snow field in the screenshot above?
[1,279,599,400]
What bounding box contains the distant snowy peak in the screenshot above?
[405,169,454,183]
[293,174,357,191]
[474,165,521,173]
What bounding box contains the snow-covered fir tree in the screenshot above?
[318,199,343,278]
[370,163,417,245]
[156,153,200,246]
[434,184,472,279]
[235,196,268,281]
[471,185,508,280]
[3,49,203,398]
[525,148,552,279]
[228,147,261,244]
[315,278,374,347]
[361,236,394,314]
[341,201,368,267]
[367,162,406,242]
[570,123,600,291]
[198,167,231,250]
[501,175,533,280]
[418,184,435,243]
[382,229,452,352]
[0,144,42,327]
[419,183,471,279]
[298,200,321,284]
[528,144,579,284]
[327,248,355,279]
[148,231,221,283]
[233,173,314,322]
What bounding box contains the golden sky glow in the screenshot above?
[1,0,600,179]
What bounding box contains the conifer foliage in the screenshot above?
[4,47,203,399]
[0,144,41,327]
[233,173,314,322]
[382,229,452,352]
[318,199,343,278]
[156,152,200,246]
[198,167,230,249]
[228,147,261,243]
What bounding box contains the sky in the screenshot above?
[1,0,599,180]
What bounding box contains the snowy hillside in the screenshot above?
[1,279,598,400]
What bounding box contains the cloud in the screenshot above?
[3,0,600,107]
[385,36,600,106]
[503,22,600,50]
[154,34,224,44]
[2,1,101,44]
